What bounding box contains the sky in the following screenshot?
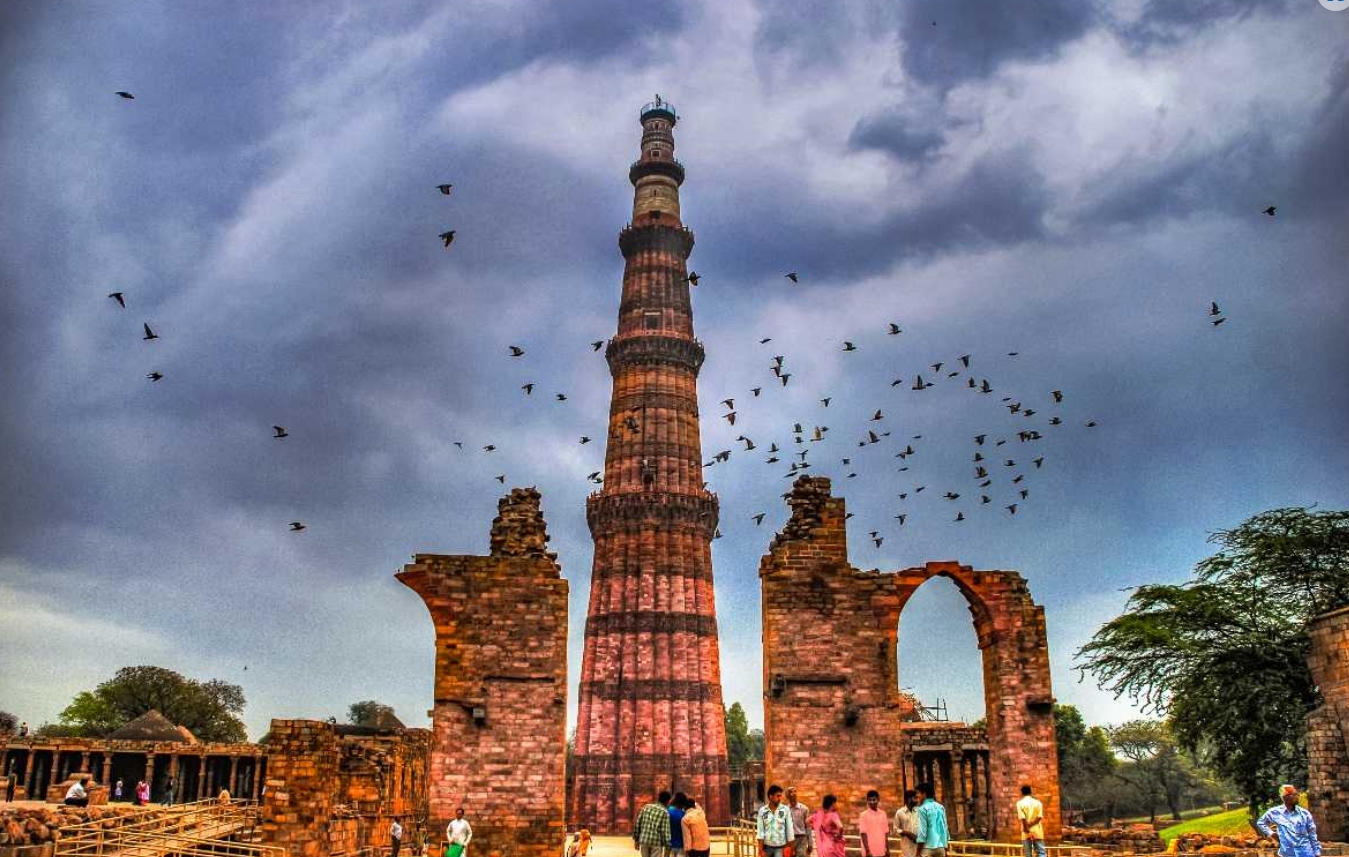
[1,0,1346,742]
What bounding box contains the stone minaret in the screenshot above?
[571,99,731,832]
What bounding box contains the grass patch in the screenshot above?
[1159,808,1254,842]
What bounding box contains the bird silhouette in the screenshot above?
[751,387,762,397]
[912,375,930,390]
[580,436,591,444]
[1210,301,1222,317]
[556,393,568,401]
[780,373,791,386]
[591,340,604,351]
[116,91,135,99]
[873,536,883,547]
[753,513,766,526]
[944,492,960,500]
[495,474,506,483]
[723,412,737,425]
[888,323,902,335]
[843,341,857,352]
[109,292,125,308]
[1033,456,1044,468]
[871,409,883,421]
[821,397,832,407]
[147,372,163,382]
[1007,504,1018,515]
[687,272,701,286]
[289,521,306,531]
[785,272,799,283]
[1052,390,1063,403]
[895,514,907,525]
[522,383,535,395]
[1212,317,1227,327]
[437,184,453,195]
[959,354,970,367]
[759,337,772,344]
[1085,421,1098,428]
[587,471,602,482]
[722,398,735,409]
[1263,206,1276,216]
[142,322,158,341]
[508,345,524,357]
[954,512,965,522]
[439,230,456,247]
[273,426,288,439]
[483,445,496,452]
[931,362,943,372]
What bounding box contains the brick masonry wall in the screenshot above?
[1306,605,1349,841]
[761,477,1061,842]
[398,488,569,857]
[261,720,343,857]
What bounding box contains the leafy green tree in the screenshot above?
[347,700,396,727]
[1078,508,1349,814]
[0,711,16,735]
[1054,705,1118,822]
[725,702,763,768]
[57,666,247,742]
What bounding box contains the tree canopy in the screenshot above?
[1078,507,1349,813]
[347,700,396,727]
[724,702,764,769]
[56,666,247,742]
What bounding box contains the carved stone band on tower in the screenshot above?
[570,99,732,832]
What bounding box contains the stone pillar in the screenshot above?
[398,488,569,857]
[199,757,210,800]
[23,752,36,795]
[101,755,113,787]
[145,754,155,800]
[80,751,90,774]
[1307,605,1349,840]
[953,752,967,836]
[229,757,240,794]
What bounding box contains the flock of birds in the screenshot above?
[101,89,1278,546]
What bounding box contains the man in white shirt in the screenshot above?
[1016,785,1046,857]
[391,818,404,857]
[893,790,920,857]
[447,808,473,857]
[64,777,90,807]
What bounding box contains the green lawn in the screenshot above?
[1158,808,1255,842]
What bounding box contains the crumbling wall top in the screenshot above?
[489,486,557,561]
[772,476,834,547]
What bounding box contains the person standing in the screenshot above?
[858,790,889,857]
[893,791,920,857]
[135,778,150,806]
[4,769,16,802]
[17,722,27,738]
[446,808,473,857]
[390,818,404,857]
[786,788,812,857]
[913,783,949,857]
[809,795,845,857]
[1016,785,1046,857]
[1256,785,1321,857]
[682,798,711,857]
[757,784,794,857]
[114,779,124,802]
[636,791,673,857]
[669,792,688,857]
[164,776,177,807]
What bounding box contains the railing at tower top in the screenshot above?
[55,799,280,857]
[641,100,677,119]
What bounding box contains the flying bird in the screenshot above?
[888,323,902,335]
[911,375,930,390]
[439,230,456,247]
[842,341,857,352]
[587,471,602,482]
[1262,206,1276,216]
[1007,504,1018,515]
[954,512,965,522]
[1085,421,1098,428]
[522,383,535,395]
[437,184,453,195]
[142,322,158,341]
[1210,301,1222,317]
[116,91,135,99]
[687,271,701,286]
[1051,390,1063,403]
[723,412,737,425]
[495,474,506,483]
[147,372,163,382]
[722,398,735,409]
[931,362,943,372]
[483,444,496,452]
[751,387,762,397]
[108,292,125,308]
[580,436,591,444]
[1212,317,1227,327]
[785,272,799,283]
[273,426,288,439]
[752,513,766,526]
[289,521,306,532]
[780,373,791,386]
[592,340,604,351]
[871,409,883,421]
[556,393,568,401]
[895,514,907,525]
[821,397,832,407]
[508,345,524,356]
[959,355,970,367]
[1033,456,1044,468]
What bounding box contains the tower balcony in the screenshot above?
[617,222,695,259]
[585,489,719,538]
[629,158,685,187]
[605,333,705,375]
[640,100,678,124]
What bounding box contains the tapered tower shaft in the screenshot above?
[571,99,731,832]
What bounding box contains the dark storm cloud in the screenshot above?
[847,110,946,163]
[1116,0,1297,48]
[896,0,1097,87]
[753,0,860,67]
[1289,58,1349,220]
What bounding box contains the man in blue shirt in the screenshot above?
[1256,785,1321,857]
[913,782,949,857]
[669,791,688,857]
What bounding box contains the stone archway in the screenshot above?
[760,477,1061,841]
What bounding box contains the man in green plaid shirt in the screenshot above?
[635,790,673,857]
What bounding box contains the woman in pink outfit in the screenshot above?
[809,794,846,857]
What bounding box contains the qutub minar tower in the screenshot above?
[571,99,732,831]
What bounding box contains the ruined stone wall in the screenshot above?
[761,477,1061,841]
[261,720,342,857]
[1307,605,1349,841]
[398,488,569,857]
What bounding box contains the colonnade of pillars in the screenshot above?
[3,747,266,803]
[901,750,993,837]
